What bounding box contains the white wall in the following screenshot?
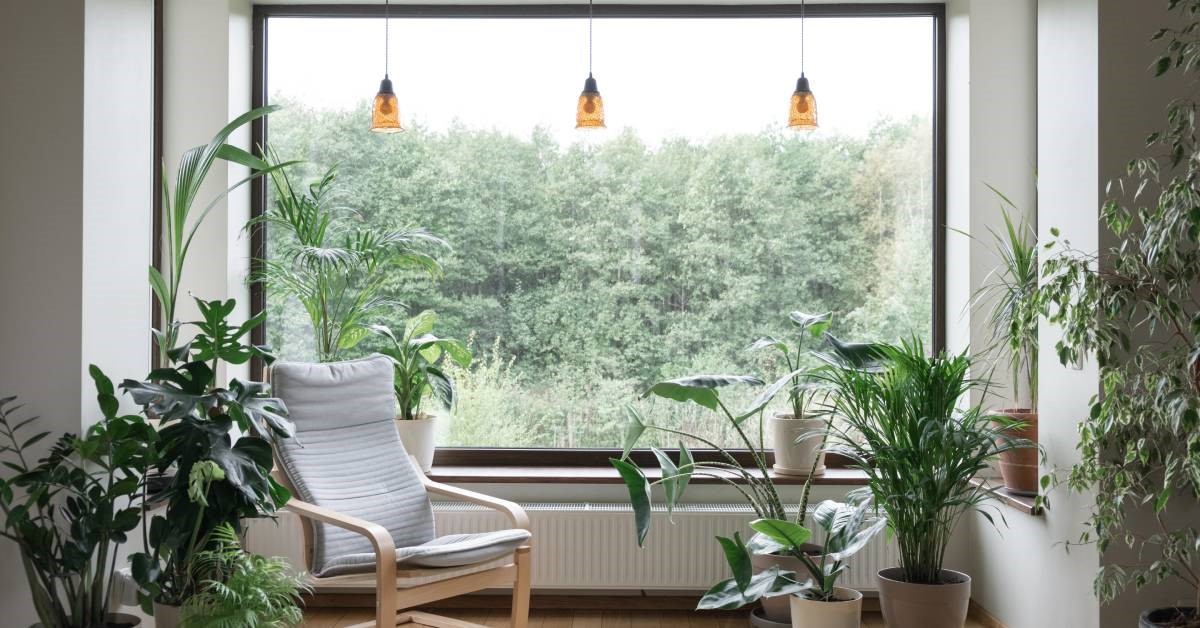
[162,0,255,383]
[0,0,153,623]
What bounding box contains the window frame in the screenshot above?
[248,2,948,468]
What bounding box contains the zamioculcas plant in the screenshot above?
[0,370,157,628]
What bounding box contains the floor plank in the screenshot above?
[572,610,604,628]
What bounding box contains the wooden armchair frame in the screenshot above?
[272,466,531,628]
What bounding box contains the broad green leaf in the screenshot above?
[737,369,806,422]
[715,532,752,591]
[788,311,832,338]
[610,458,652,546]
[651,447,685,515]
[750,518,812,551]
[644,375,763,410]
[406,310,438,339]
[696,566,804,610]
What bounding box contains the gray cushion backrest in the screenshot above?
[271,355,436,576]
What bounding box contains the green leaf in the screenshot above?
[737,369,806,422]
[696,567,804,610]
[644,375,763,410]
[788,311,832,338]
[610,457,652,547]
[1154,56,1172,76]
[651,447,683,515]
[749,518,812,551]
[715,532,752,591]
[620,405,647,459]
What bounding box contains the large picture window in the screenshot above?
[252,5,945,455]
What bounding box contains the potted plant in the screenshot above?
[178,523,308,627]
[0,369,157,628]
[251,159,447,363]
[609,370,880,626]
[964,195,1041,495]
[131,108,300,626]
[371,310,472,472]
[820,337,1023,628]
[1040,4,1200,624]
[748,311,831,476]
[700,492,887,628]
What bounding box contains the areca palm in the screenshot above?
[252,159,447,362]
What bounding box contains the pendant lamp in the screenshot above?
[575,0,605,129]
[371,0,403,133]
[788,0,818,131]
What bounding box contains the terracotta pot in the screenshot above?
[153,601,182,628]
[789,587,863,628]
[395,413,436,473]
[993,408,1039,496]
[1139,607,1198,627]
[770,414,826,477]
[33,613,140,628]
[752,546,825,623]
[877,568,971,628]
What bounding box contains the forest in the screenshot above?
[265,101,933,448]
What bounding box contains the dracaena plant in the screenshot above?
[125,297,295,610]
[819,337,1022,585]
[700,491,887,609]
[370,310,472,421]
[748,311,832,419]
[1038,1,1200,614]
[963,191,1040,410]
[251,158,448,362]
[0,369,157,628]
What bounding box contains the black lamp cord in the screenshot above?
[800,0,805,76]
[588,0,594,77]
[384,0,390,77]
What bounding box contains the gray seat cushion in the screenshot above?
[320,529,533,577]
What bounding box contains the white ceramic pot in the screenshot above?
[153,602,181,628]
[770,414,826,476]
[789,587,863,628]
[395,414,436,473]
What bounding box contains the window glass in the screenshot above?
[264,14,935,449]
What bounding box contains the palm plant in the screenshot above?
[180,524,308,628]
[819,337,1022,585]
[370,310,472,421]
[252,159,447,362]
[966,190,1039,410]
[151,106,293,366]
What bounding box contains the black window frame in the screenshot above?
[248,2,948,468]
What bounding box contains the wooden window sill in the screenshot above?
[427,465,868,485]
[970,478,1042,516]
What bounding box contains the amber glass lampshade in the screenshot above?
[788,75,818,131]
[370,76,403,134]
[575,75,606,129]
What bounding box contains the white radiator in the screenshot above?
[243,502,897,592]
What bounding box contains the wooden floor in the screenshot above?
[302,608,990,628]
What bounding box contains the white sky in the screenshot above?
[267,16,933,144]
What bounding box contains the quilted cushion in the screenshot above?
[272,355,437,577]
[320,529,533,577]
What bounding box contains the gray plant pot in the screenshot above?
[1139,607,1198,628]
[877,567,971,628]
[748,606,792,628]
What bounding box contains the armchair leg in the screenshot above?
[510,546,532,628]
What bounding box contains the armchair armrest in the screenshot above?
[284,496,399,586]
[419,474,531,531]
